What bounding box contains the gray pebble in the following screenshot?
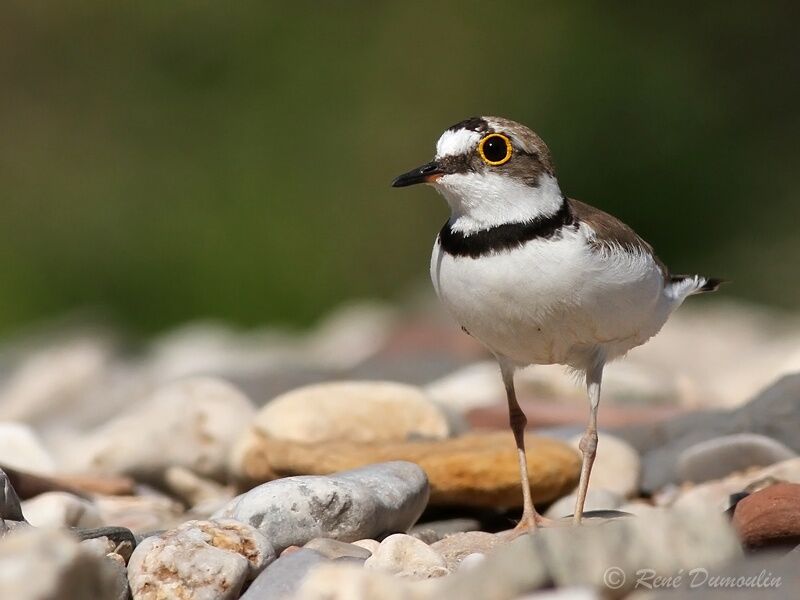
[438,507,741,598]
[409,518,481,544]
[677,433,797,484]
[303,538,372,560]
[240,549,329,600]
[213,461,429,552]
[614,373,800,493]
[0,469,23,521]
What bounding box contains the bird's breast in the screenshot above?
[430,229,668,367]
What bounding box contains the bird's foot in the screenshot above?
[499,512,561,540]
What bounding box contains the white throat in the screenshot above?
[433,172,564,235]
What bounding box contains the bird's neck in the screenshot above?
[438,173,565,236]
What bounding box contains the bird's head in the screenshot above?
[392,116,563,233]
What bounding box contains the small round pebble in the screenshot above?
[458,552,486,570]
[364,533,449,579]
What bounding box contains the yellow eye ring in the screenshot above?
[477,133,513,166]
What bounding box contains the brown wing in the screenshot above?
[567,198,668,279]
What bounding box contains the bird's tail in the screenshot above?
[667,274,725,299]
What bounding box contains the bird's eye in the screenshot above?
[477,133,512,166]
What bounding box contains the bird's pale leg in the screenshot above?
[573,361,604,525]
[499,362,550,531]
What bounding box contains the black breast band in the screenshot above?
[438,200,574,258]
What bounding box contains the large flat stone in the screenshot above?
[234,431,579,508]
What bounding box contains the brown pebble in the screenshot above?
[732,482,800,549]
[235,431,580,508]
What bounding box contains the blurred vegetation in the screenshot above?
[0,2,798,334]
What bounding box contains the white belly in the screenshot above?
[430,227,675,369]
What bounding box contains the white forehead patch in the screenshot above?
[435,128,481,159]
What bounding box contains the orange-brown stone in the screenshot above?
[233,430,580,508]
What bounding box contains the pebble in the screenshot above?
[240,549,329,600]
[303,538,373,560]
[352,538,380,554]
[736,373,800,451]
[567,433,640,497]
[163,465,232,507]
[430,531,503,571]
[146,321,338,402]
[234,431,580,508]
[128,519,274,600]
[424,361,507,414]
[0,468,24,521]
[214,461,429,552]
[0,422,56,475]
[21,491,104,528]
[80,535,126,560]
[364,533,449,579]
[732,482,800,549]
[409,517,482,544]
[303,301,396,370]
[0,337,112,426]
[544,488,623,520]
[95,493,185,532]
[614,372,800,493]
[67,377,255,484]
[0,527,128,600]
[246,380,451,444]
[458,552,486,570]
[677,432,797,484]
[673,456,800,511]
[289,562,430,600]
[74,526,137,556]
[436,507,741,598]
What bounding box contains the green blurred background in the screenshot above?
[1,2,798,335]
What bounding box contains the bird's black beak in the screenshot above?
[391,161,443,188]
